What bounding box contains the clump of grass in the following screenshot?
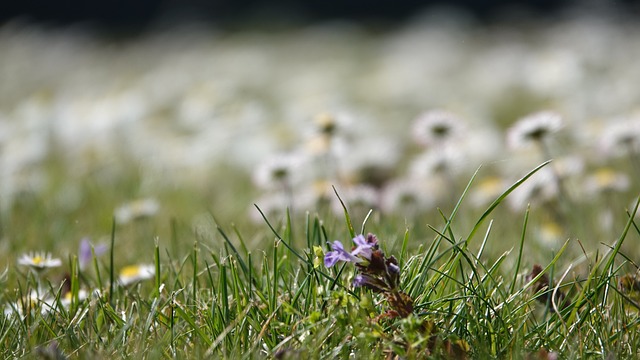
[1,162,640,359]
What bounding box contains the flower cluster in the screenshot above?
[325,233,413,318]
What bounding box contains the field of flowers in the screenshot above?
[1,9,640,358]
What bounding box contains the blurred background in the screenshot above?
[5,0,636,29]
[1,0,640,264]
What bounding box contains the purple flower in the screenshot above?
[352,273,387,291]
[79,237,108,270]
[353,274,369,287]
[324,234,380,267]
[324,240,359,267]
[351,234,375,260]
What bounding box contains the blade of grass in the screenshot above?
[332,186,355,239]
[467,160,551,246]
[109,217,116,305]
[509,205,530,294]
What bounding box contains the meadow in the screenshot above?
[2,10,640,359]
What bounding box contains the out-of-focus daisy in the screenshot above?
[250,193,289,223]
[408,146,466,178]
[314,112,339,137]
[114,198,160,224]
[508,168,559,211]
[380,179,432,216]
[330,185,379,216]
[4,290,54,317]
[305,112,351,158]
[253,153,306,190]
[337,137,399,189]
[583,168,630,196]
[60,289,90,308]
[553,155,585,178]
[293,179,334,213]
[599,118,640,158]
[469,175,508,208]
[119,264,155,286]
[506,111,563,149]
[537,221,565,247]
[17,252,62,271]
[412,110,466,147]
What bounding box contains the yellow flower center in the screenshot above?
[120,265,141,277]
[478,176,503,194]
[32,256,43,265]
[595,168,616,187]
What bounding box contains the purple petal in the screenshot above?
[79,238,92,270]
[352,235,367,246]
[93,243,108,257]
[353,274,368,287]
[331,240,346,252]
[324,251,341,267]
[324,240,360,267]
[350,235,374,260]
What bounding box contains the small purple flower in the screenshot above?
[353,274,368,287]
[324,240,360,267]
[79,237,108,270]
[352,273,387,291]
[351,234,375,260]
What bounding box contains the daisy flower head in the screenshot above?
[306,112,353,157]
[314,112,339,137]
[330,185,379,216]
[408,145,466,178]
[380,178,432,216]
[253,152,306,190]
[114,198,160,224]
[507,111,563,149]
[60,289,89,308]
[583,168,630,196]
[4,290,54,317]
[599,118,640,158]
[412,110,466,147]
[250,193,289,224]
[470,175,508,208]
[508,167,559,211]
[17,252,62,271]
[119,264,155,286]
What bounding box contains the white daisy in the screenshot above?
[330,185,379,216]
[60,289,90,308]
[380,179,432,216]
[252,153,307,190]
[412,110,466,147]
[408,146,466,178]
[536,221,565,247]
[506,111,563,149]
[114,198,160,224]
[508,168,559,210]
[469,176,508,209]
[17,252,62,271]
[314,112,340,137]
[583,168,630,196]
[118,264,155,286]
[599,118,640,158]
[250,193,289,224]
[4,290,55,317]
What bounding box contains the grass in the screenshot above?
[2,160,640,359]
